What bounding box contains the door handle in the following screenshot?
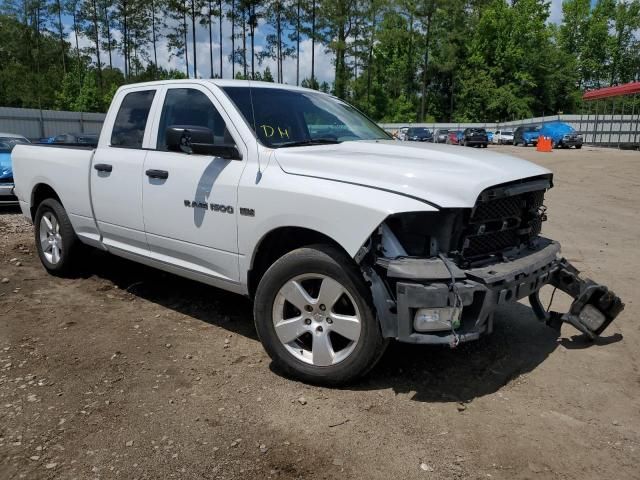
[94,163,112,173]
[145,169,169,180]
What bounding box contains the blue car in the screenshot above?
[514,125,540,147]
[0,133,30,205]
[539,122,583,149]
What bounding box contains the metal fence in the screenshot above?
[0,107,106,140]
[380,113,640,148]
[1,107,639,148]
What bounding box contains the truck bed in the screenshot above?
[11,144,96,231]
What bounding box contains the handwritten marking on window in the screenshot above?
[260,125,290,139]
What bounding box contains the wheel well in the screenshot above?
[30,184,61,220]
[248,227,349,299]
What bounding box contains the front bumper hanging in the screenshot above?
[370,239,624,345]
[529,258,624,339]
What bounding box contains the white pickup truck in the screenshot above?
[12,80,623,384]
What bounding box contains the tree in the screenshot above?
[166,0,190,77]
[320,0,362,98]
[79,0,103,89]
[261,0,295,82]
[49,0,67,73]
[1,0,638,121]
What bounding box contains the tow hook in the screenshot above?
[529,258,625,339]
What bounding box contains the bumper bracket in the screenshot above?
[529,258,625,339]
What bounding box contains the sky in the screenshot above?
[70,0,568,85]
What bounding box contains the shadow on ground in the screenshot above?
[76,248,620,404]
[84,248,257,340]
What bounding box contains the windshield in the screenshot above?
[222,86,391,148]
[0,137,29,152]
[503,131,513,135]
[525,126,541,132]
[408,128,429,135]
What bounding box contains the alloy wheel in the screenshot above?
[272,274,362,367]
[39,212,63,265]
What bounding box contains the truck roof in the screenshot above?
[117,79,318,94]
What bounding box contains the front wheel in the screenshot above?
[254,245,387,385]
[34,198,80,275]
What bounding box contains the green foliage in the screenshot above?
[0,0,639,121]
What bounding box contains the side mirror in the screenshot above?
[165,125,242,160]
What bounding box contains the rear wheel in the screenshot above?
[575,144,582,149]
[254,245,387,385]
[34,198,79,275]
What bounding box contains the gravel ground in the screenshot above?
[1,145,639,480]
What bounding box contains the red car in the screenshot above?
[446,131,462,145]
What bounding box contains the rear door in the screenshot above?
[141,84,247,283]
[91,87,159,257]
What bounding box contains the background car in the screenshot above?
[432,128,449,143]
[486,131,494,143]
[0,133,30,205]
[462,127,488,147]
[405,127,433,142]
[538,122,583,149]
[446,130,463,145]
[53,132,99,146]
[395,127,409,141]
[513,125,540,146]
[493,129,514,144]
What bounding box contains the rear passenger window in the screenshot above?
[110,90,156,148]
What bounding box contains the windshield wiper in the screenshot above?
[277,138,342,148]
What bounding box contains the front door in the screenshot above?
[142,85,246,283]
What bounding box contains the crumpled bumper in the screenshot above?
[370,239,624,346]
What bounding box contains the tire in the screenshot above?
[254,245,388,385]
[575,144,582,149]
[34,198,80,276]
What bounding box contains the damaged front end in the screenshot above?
[360,175,624,346]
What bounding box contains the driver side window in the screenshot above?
[156,88,235,151]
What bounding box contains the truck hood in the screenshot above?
[0,152,12,180]
[274,140,550,208]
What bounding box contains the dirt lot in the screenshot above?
[1,145,639,480]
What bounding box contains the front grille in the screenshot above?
[459,182,548,260]
[0,177,13,183]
